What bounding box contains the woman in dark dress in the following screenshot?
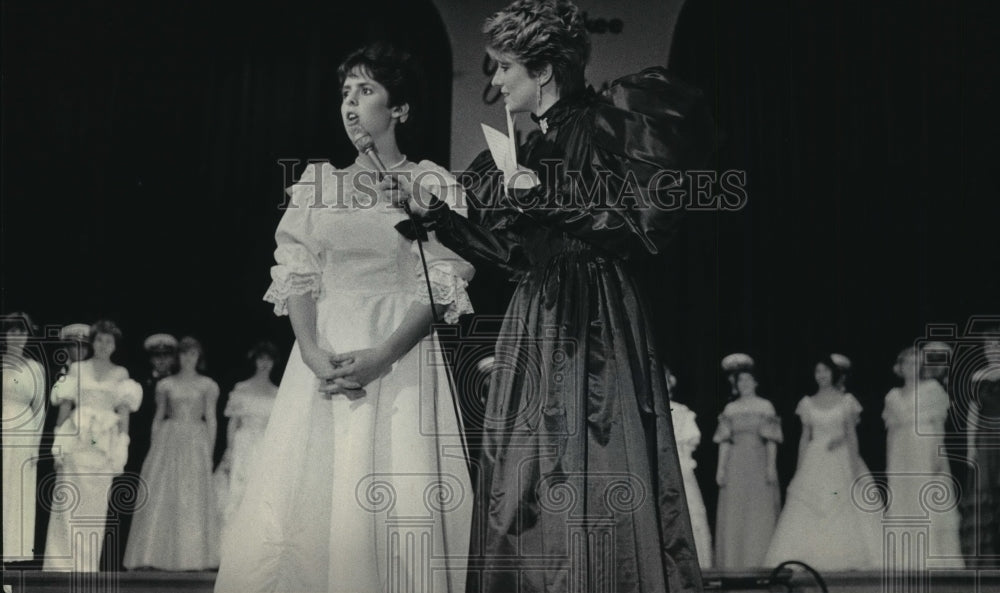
[383,2,714,591]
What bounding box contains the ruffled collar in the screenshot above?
[530,87,596,134]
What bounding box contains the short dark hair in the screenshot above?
[247,340,279,363]
[90,319,123,348]
[1,312,37,336]
[816,356,845,385]
[337,43,417,110]
[483,0,591,95]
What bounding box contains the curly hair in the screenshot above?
[815,355,845,386]
[89,319,123,348]
[483,0,591,95]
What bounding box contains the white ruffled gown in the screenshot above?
[214,383,276,540]
[2,354,47,561]
[43,360,142,572]
[883,380,964,568]
[763,394,885,570]
[215,159,474,593]
[670,401,713,568]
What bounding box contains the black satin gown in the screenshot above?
[424,67,714,593]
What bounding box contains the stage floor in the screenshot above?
[3,569,999,593]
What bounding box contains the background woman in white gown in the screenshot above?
[214,44,474,593]
[43,320,142,572]
[2,313,46,562]
[124,336,220,570]
[666,368,713,568]
[763,356,884,570]
[214,340,279,540]
[883,346,964,568]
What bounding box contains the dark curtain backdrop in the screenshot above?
[1,0,452,565]
[665,0,998,529]
[2,0,452,379]
[3,0,999,565]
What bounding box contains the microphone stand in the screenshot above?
[353,131,472,475]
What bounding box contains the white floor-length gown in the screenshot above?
[215,160,474,593]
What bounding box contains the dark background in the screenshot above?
[2,0,998,566]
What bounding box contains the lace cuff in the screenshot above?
[264,252,322,316]
[414,265,474,324]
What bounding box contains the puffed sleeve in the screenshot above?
[50,363,80,406]
[514,67,717,256]
[406,161,477,324]
[760,400,783,442]
[681,409,702,449]
[916,380,950,426]
[844,393,863,424]
[712,413,732,444]
[263,162,326,316]
[116,377,143,413]
[794,397,810,423]
[416,150,533,277]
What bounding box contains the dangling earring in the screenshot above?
[536,79,543,112]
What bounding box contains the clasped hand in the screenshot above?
[303,346,392,400]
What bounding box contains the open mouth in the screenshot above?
[345,112,360,124]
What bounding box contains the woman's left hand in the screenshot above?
[378,174,433,216]
[327,348,392,393]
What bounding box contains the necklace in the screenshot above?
[357,153,407,171]
[386,154,408,169]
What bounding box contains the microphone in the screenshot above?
[350,127,417,219]
[349,129,386,181]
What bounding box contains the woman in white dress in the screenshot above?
[214,44,474,593]
[883,346,964,568]
[714,353,784,568]
[214,341,279,539]
[665,368,713,568]
[2,313,46,562]
[43,320,142,572]
[124,336,220,570]
[763,355,884,570]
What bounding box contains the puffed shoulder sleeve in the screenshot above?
[845,393,863,424]
[794,397,810,422]
[681,409,702,448]
[405,161,477,324]
[712,413,732,444]
[50,363,80,405]
[759,413,784,443]
[519,67,717,256]
[116,378,143,412]
[417,150,532,277]
[263,162,327,316]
